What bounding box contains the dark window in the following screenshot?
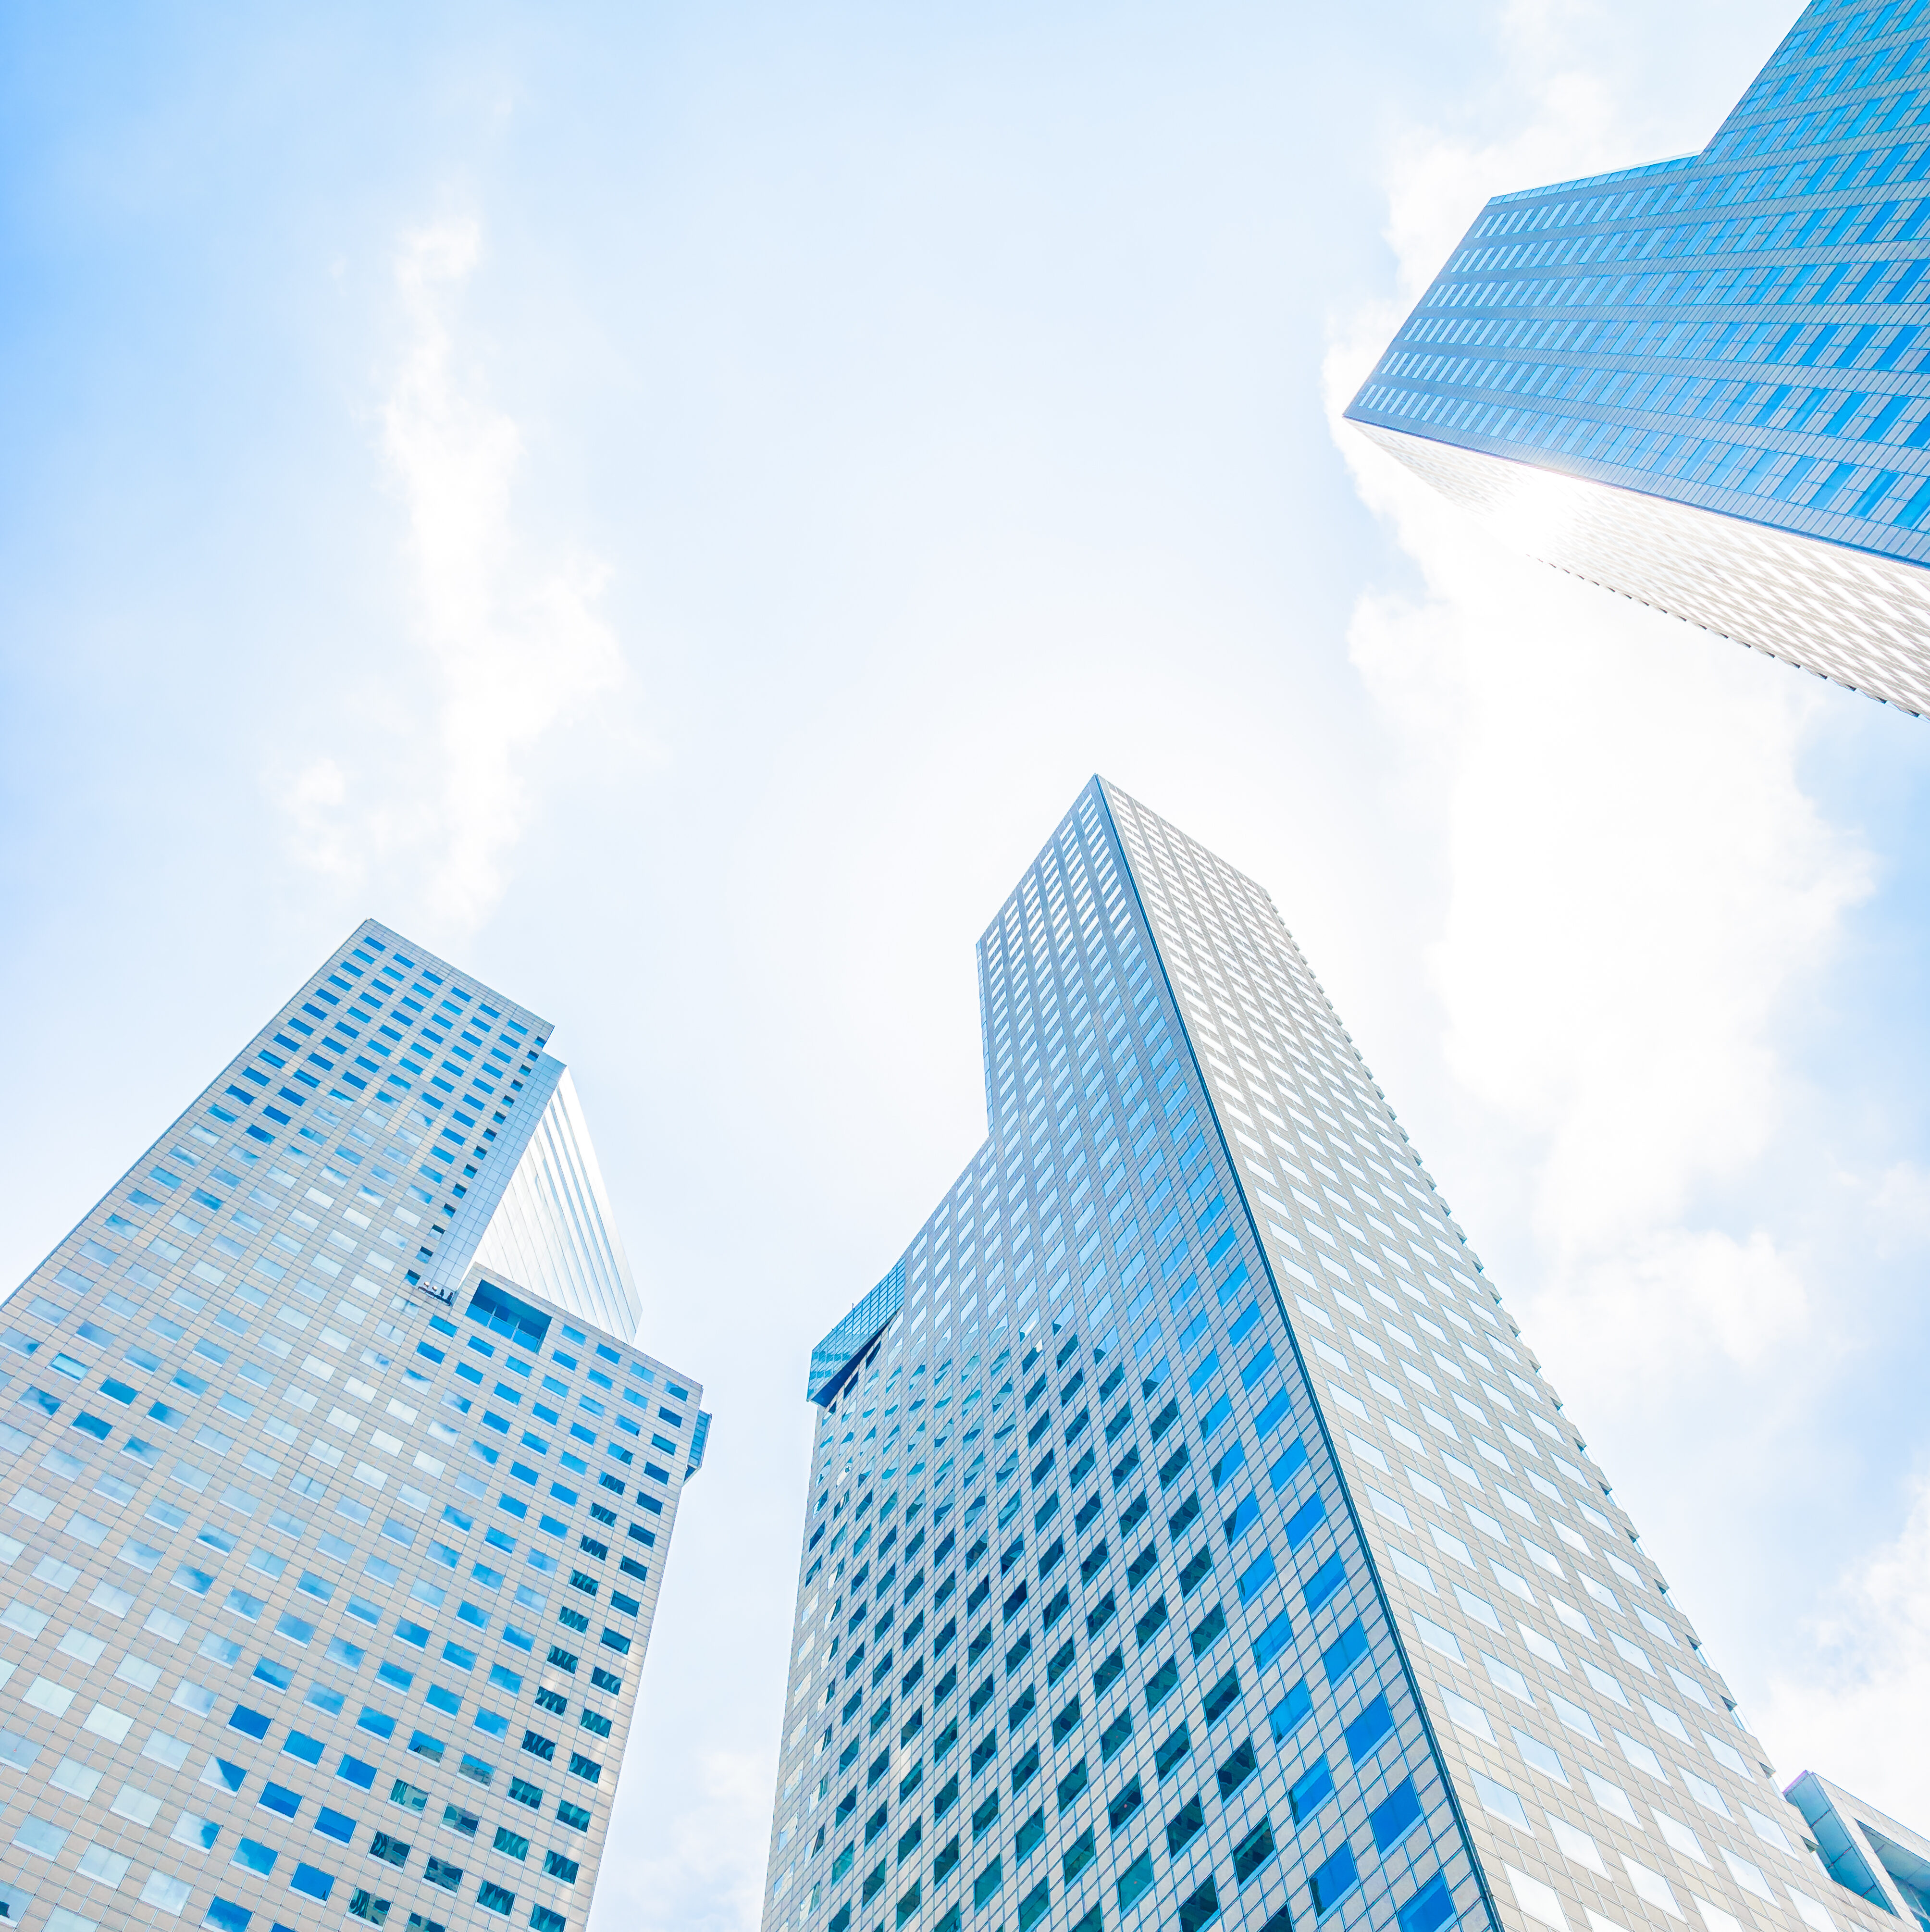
[1177,1877,1221,1932]
[1166,1795,1205,1857]
[1234,1816,1277,1885]
[1202,1670,1242,1724]
[1062,1826,1097,1882]
[1217,1737,1259,1799]
[1116,1849,1155,1912]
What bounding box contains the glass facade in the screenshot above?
[1346,0,1930,717]
[760,779,1856,1932]
[0,921,703,1932]
[470,1069,643,1343]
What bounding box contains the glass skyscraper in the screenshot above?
[761,780,1862,1932]
[0,920,705,1932]
[1346,0,1930,718]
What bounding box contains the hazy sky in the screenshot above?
[6,1,1930,1926]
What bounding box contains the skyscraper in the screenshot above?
[1345,0,1930,718]
[761,780,1862,1932]
[0,920,705,1932]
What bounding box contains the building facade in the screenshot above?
[0,920,705,1932]
[1345,0,1930,717]
[760,779,1864,1932]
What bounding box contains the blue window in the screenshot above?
[1322,1619,1370,1684]
[1303,1555,1346,1614]
[205,1901,251,1932]
[232,1838,277,1875]
[337,1755,378,1790]
[1269,1679,1312,1744]
[1288,1756,1334,1824]
[1237,1550,1276,1604]
[1345,1696,1394,1761]
[1284,1494,1325,1548]
[315,1808,356,1845]
[1372,1779,1424,1853]
[284,1731,325,1766]
[290,1863,334,1902]
[1310,1844,1359,1916]
[229,1706,271,1739]
[1260,1437,1306,1491]
[258,1783,302,1819]
[1252,1609,1294,1671]
[1398,1873,1456,1932]
[1211,1440,1246,1491]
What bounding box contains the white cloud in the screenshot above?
[1528,1226,1810,1395]
[1324,31,1871,1394]
[596,1744,774,1932]
[280,215,626,930]
[1763,1472,1930,1822]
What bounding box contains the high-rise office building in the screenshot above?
[0,920,705,1932]
[1345,0,1930,718]
[761,779,1864,1932]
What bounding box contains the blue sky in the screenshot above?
[6,0,1930,1924]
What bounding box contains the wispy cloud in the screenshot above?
[1763,1474,1930,1821]
[280,216,625,930]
